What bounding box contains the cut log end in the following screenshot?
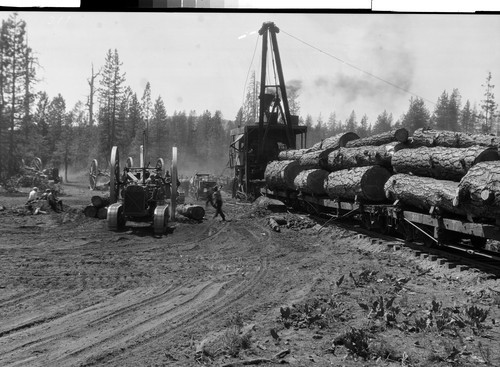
[474,148,500,164]
[480,189,494,204]
[360,166,392,202]
[394,128,409,143]
[83,205,98,218]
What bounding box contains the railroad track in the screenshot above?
[311,213,500,278]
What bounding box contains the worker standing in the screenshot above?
[205,186,214,208]
[212,186,226,221]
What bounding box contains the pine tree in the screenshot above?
[0,13,37,175]
[326,112,337,136]
[150,96,168,160]
[242,71,258,125]
[480,72,497,134]
[55,108,75,183]
[97,49,126,158]
[304,114,314,147]
[126,92,142,158]
[286,80,301,116]
[372,110,393,135]
[46,94,66,166]
[357,114,370,137]
[447,88,461,131]
[460,99,475,133]
[345,110,357,132]
[32,91,50,162]
[432,90,449,130]
[401,97,430,133]
[69,101,94,171]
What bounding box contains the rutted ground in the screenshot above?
[1,180,500,366]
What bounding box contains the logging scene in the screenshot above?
[2,11,500,367]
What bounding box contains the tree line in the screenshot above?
[0,13,497,182]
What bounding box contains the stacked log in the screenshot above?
[345,128,409,148]
[306,132,359,152]
[277,132,359,162]
[176,204,205,221]
[278,148,313,161]
[324,144,397,172]
[455,161,500,219]
[324,165,392,202]
[411,127,499,148]
[385,174,465,216]
[293,169,330,195]
[84,195,110,219]
[297,148,335,168]
[319,132,360,150]
[265,128,500,224]
[264,160,303,191]
[392,145,499,181]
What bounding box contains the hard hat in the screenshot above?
[33,187,38,191]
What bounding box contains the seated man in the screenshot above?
[27,187,39,203]
[45,189,63,213]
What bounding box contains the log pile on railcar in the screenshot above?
[264,126,500,245]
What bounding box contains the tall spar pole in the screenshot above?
[269,25,295,149]
[257,22,269,161]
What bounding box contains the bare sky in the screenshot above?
[11,11,500,125]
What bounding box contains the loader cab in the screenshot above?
[229,122,307,199]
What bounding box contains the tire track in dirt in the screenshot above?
[0,281,223,366]
[90,257,270,367]
[0,219,273,367]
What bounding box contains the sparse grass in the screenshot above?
[342,327,370,360]
[220,312,252,358]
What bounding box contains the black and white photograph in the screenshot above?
[1,5,500,366]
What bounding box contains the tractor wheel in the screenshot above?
[170,147,178,220]
[110,146,120,204]
[89,159,98,190]
[107,203,125,231]
[154,204,169,236]
[126,157,134,168]
[31,157,42,171]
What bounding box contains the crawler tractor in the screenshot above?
[106,145,178,236]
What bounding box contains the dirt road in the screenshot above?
[1,179,500,366]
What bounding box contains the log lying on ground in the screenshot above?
[392,145,499,181]
[176,204,205,221]
[324,143,398,171]
[97,207,108,219]
[91,195,110,209]
[310,132,360,151]
[345,128,409,148]
[278,148,313,161]
[455,161,500,219]
[83,205,98,218]
[385,173,465,216]
[412,127,499,148]
[293,169,330,195]
[254,196,286,212]
[324,165,392,202]
[265,160,303,191]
